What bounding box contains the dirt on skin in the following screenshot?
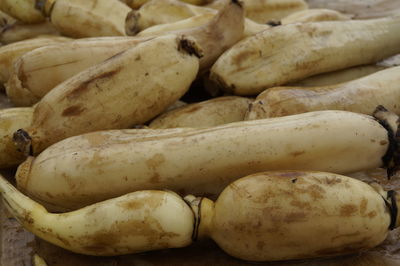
[1,168,400,265]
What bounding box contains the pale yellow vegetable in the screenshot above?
[15,109,399,210]
[240,0,308,23]
[0,0,44,23]
[195,171,397,261]
[0,36,70,84]
[124,0,268,39]
[0,21,61,44]
[0,107,33,168]
[281,8,351,24]
[128,0,214,33]
[2,171,398,261]
[6,36,151,106]
[37,0,132,37]
[289,65,386,87]
[245,66,400,119]
[210,15,400,95]
[6,0,242,107]
[307,0,400,19]
[0,174,194,256]
[149,96,252,129]
[122,0,211,9]
[13,34,201,155]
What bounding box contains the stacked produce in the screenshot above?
[0,0,400,263]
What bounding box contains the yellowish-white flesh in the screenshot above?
[48,0,132,38]
[16,110,391,210]
[6,36,152,106]
[245,66,400,119]
[22,34,199,154]
[0,175,194,256]
[0,0,44,23]
[0,107,33,168]
[149,96,252,128]
[210,15,400,95]
[206,171,391,261]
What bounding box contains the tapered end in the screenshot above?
[35,0,55,17]
[13,129,32,157]
[372,105,400,178]
[178,36,203,59]
[125,10,141,36]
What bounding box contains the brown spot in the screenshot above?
[62,105,85,116]
[340,204,358,216]
[367,211,377,218]
[290,200,312,210]
[380,140,388,145]
[118,199,144,210]
[257,241,265,250]
[232,50,259,68]
[284,212,307,223]
[324,176,342,185]
[290,150,305,157]
[134,55,141,61]
[145,153,166,169]
[150,173,160,183]
[360,199,367,215]
[66,68,121,100]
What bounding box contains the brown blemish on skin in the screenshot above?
[380,140,388,145]
[340,204,358,216]
[66,68,121,100]
[360,199,367,215]
[284,212,307,223]
[150,173,160,183]
[367,211,377,218]
[118,199,144,210]
[324,176,342,185]
[290,150,305,157]
[290,200,312,210]
[61,105,85,116]
[257,241,265,250]
[146,153,166,169]
[232,50,259,68]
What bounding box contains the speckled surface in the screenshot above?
[1,168,400,266]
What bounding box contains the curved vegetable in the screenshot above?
[210,15,400,95]
[149,96,252,129]
[245,66,400,119]
[2,171,398,261]
[13,34,201,155]
[15,108,400,210]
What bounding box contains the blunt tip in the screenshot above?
[13,129,32,157]
[178,36,203,59]
[125,10,141,36]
